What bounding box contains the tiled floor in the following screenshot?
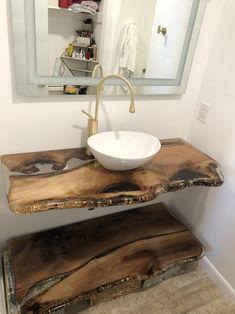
[84,267,235,314]
[0,266,234,313]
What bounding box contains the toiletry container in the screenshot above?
[59,0,70,8]
[92,43,97,61]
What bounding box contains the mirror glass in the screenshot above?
[10,0,206,95]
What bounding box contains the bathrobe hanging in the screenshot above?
[119,22,138,77]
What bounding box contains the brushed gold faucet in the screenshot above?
[92,64,104,79]
[82,74,136,155]
[88,64,104,95]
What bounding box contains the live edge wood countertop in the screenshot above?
[1,138,223,215]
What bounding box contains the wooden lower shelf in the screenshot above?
[4,203,204,313]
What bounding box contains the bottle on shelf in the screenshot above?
[79,49,83,59]
[59,0,70,9]
[92,42,97,61]
[66,43,74,57]
[82,49,85,60]
[86,50,90,60]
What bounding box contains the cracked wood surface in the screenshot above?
[1,139,223,214]
[6,203,204,313]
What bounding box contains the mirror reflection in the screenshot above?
[11,0,205,96]
[45,0,194,94]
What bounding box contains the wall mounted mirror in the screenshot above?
[10,0,207,96]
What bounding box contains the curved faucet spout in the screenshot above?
[92,64,104,79]
[83,74,136,155]
[88,64,104,95]
[95,74,136,125]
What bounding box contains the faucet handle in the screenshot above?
[82,109,97,138]
[81,110,93,119]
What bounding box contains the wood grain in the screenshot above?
[1,147,90,174]
[5,203,204,313]
[1,139,223,214]
[23,232,201,313]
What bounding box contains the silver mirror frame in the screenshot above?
[11,0,207,96]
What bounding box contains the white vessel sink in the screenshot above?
[87,131,161,171]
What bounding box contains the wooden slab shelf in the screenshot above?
[3,203,204,314]
[1,139,223,214]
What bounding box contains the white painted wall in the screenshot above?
[171,0,235,290]
[0,0,231,300]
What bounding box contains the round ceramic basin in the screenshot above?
[87,131,161,171]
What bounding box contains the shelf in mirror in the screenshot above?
[73,43,91,48]
[61,56,98,64]
[48,5,102,22]
[61,56,98,76]
[48,6,95,13]
[69,68,93,74]
[48,6,77,12]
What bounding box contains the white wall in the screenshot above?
[0,0,226,284]
[171,0,235,290]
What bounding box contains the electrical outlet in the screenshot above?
[197,102,211,124]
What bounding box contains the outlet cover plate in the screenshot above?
[197,101,211,124]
